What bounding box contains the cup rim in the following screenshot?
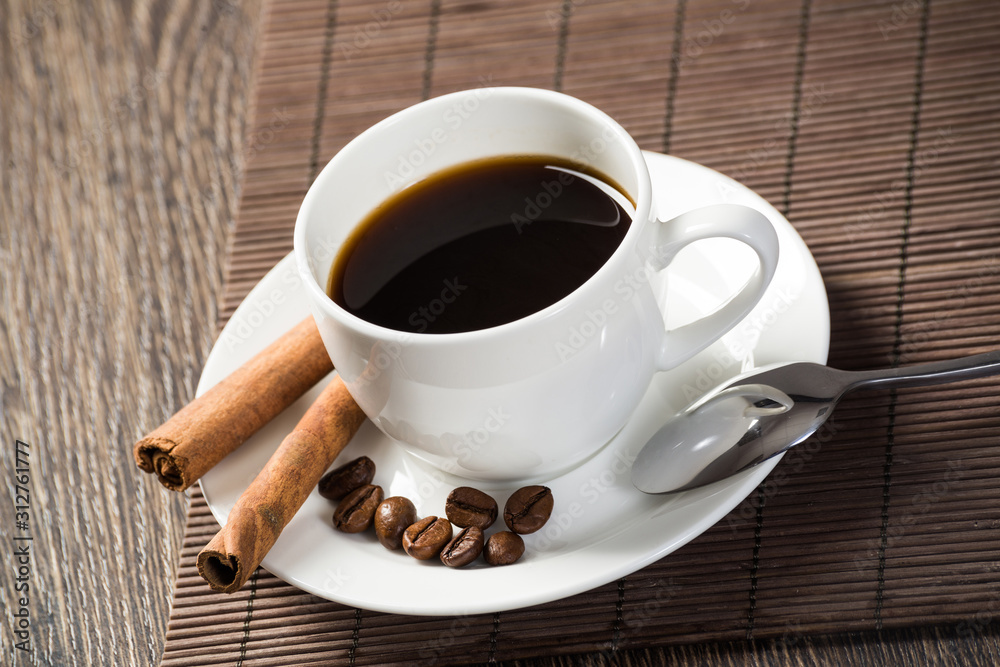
[293,86,654,345]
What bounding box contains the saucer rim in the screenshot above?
[197,150,831,615]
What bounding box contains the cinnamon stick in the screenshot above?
[197,375,367,593]
[134,317,333,491]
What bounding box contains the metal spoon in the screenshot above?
[632,350,1000,494]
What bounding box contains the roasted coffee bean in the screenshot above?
[319,456,376,500]
[374,496,418,550]
[503,485,553,534]
[439,526,484,568]
[445,487,498,529]
[484,531,524,566]
[332,484,383,533]
[403,516,453,560]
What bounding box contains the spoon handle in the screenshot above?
[846,350,1000,392]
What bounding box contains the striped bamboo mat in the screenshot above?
[162,0,1000,664]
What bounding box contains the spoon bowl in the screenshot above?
[632,350,1000,494]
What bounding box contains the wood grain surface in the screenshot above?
[0,0,262,664]
[2,0,1000,666]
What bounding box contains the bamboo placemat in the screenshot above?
[162,0,1000,664]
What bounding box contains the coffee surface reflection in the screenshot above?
[328,155,633,334]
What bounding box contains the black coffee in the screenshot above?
[327,155,633,334]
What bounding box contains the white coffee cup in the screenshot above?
[294,87,779,482]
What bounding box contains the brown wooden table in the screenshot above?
[2,1,999,665]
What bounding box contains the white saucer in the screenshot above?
[198,151,830,616]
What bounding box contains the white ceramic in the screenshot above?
[294,87,781,482]
[200,151,830,616]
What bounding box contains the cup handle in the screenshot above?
[653,204,780,371]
